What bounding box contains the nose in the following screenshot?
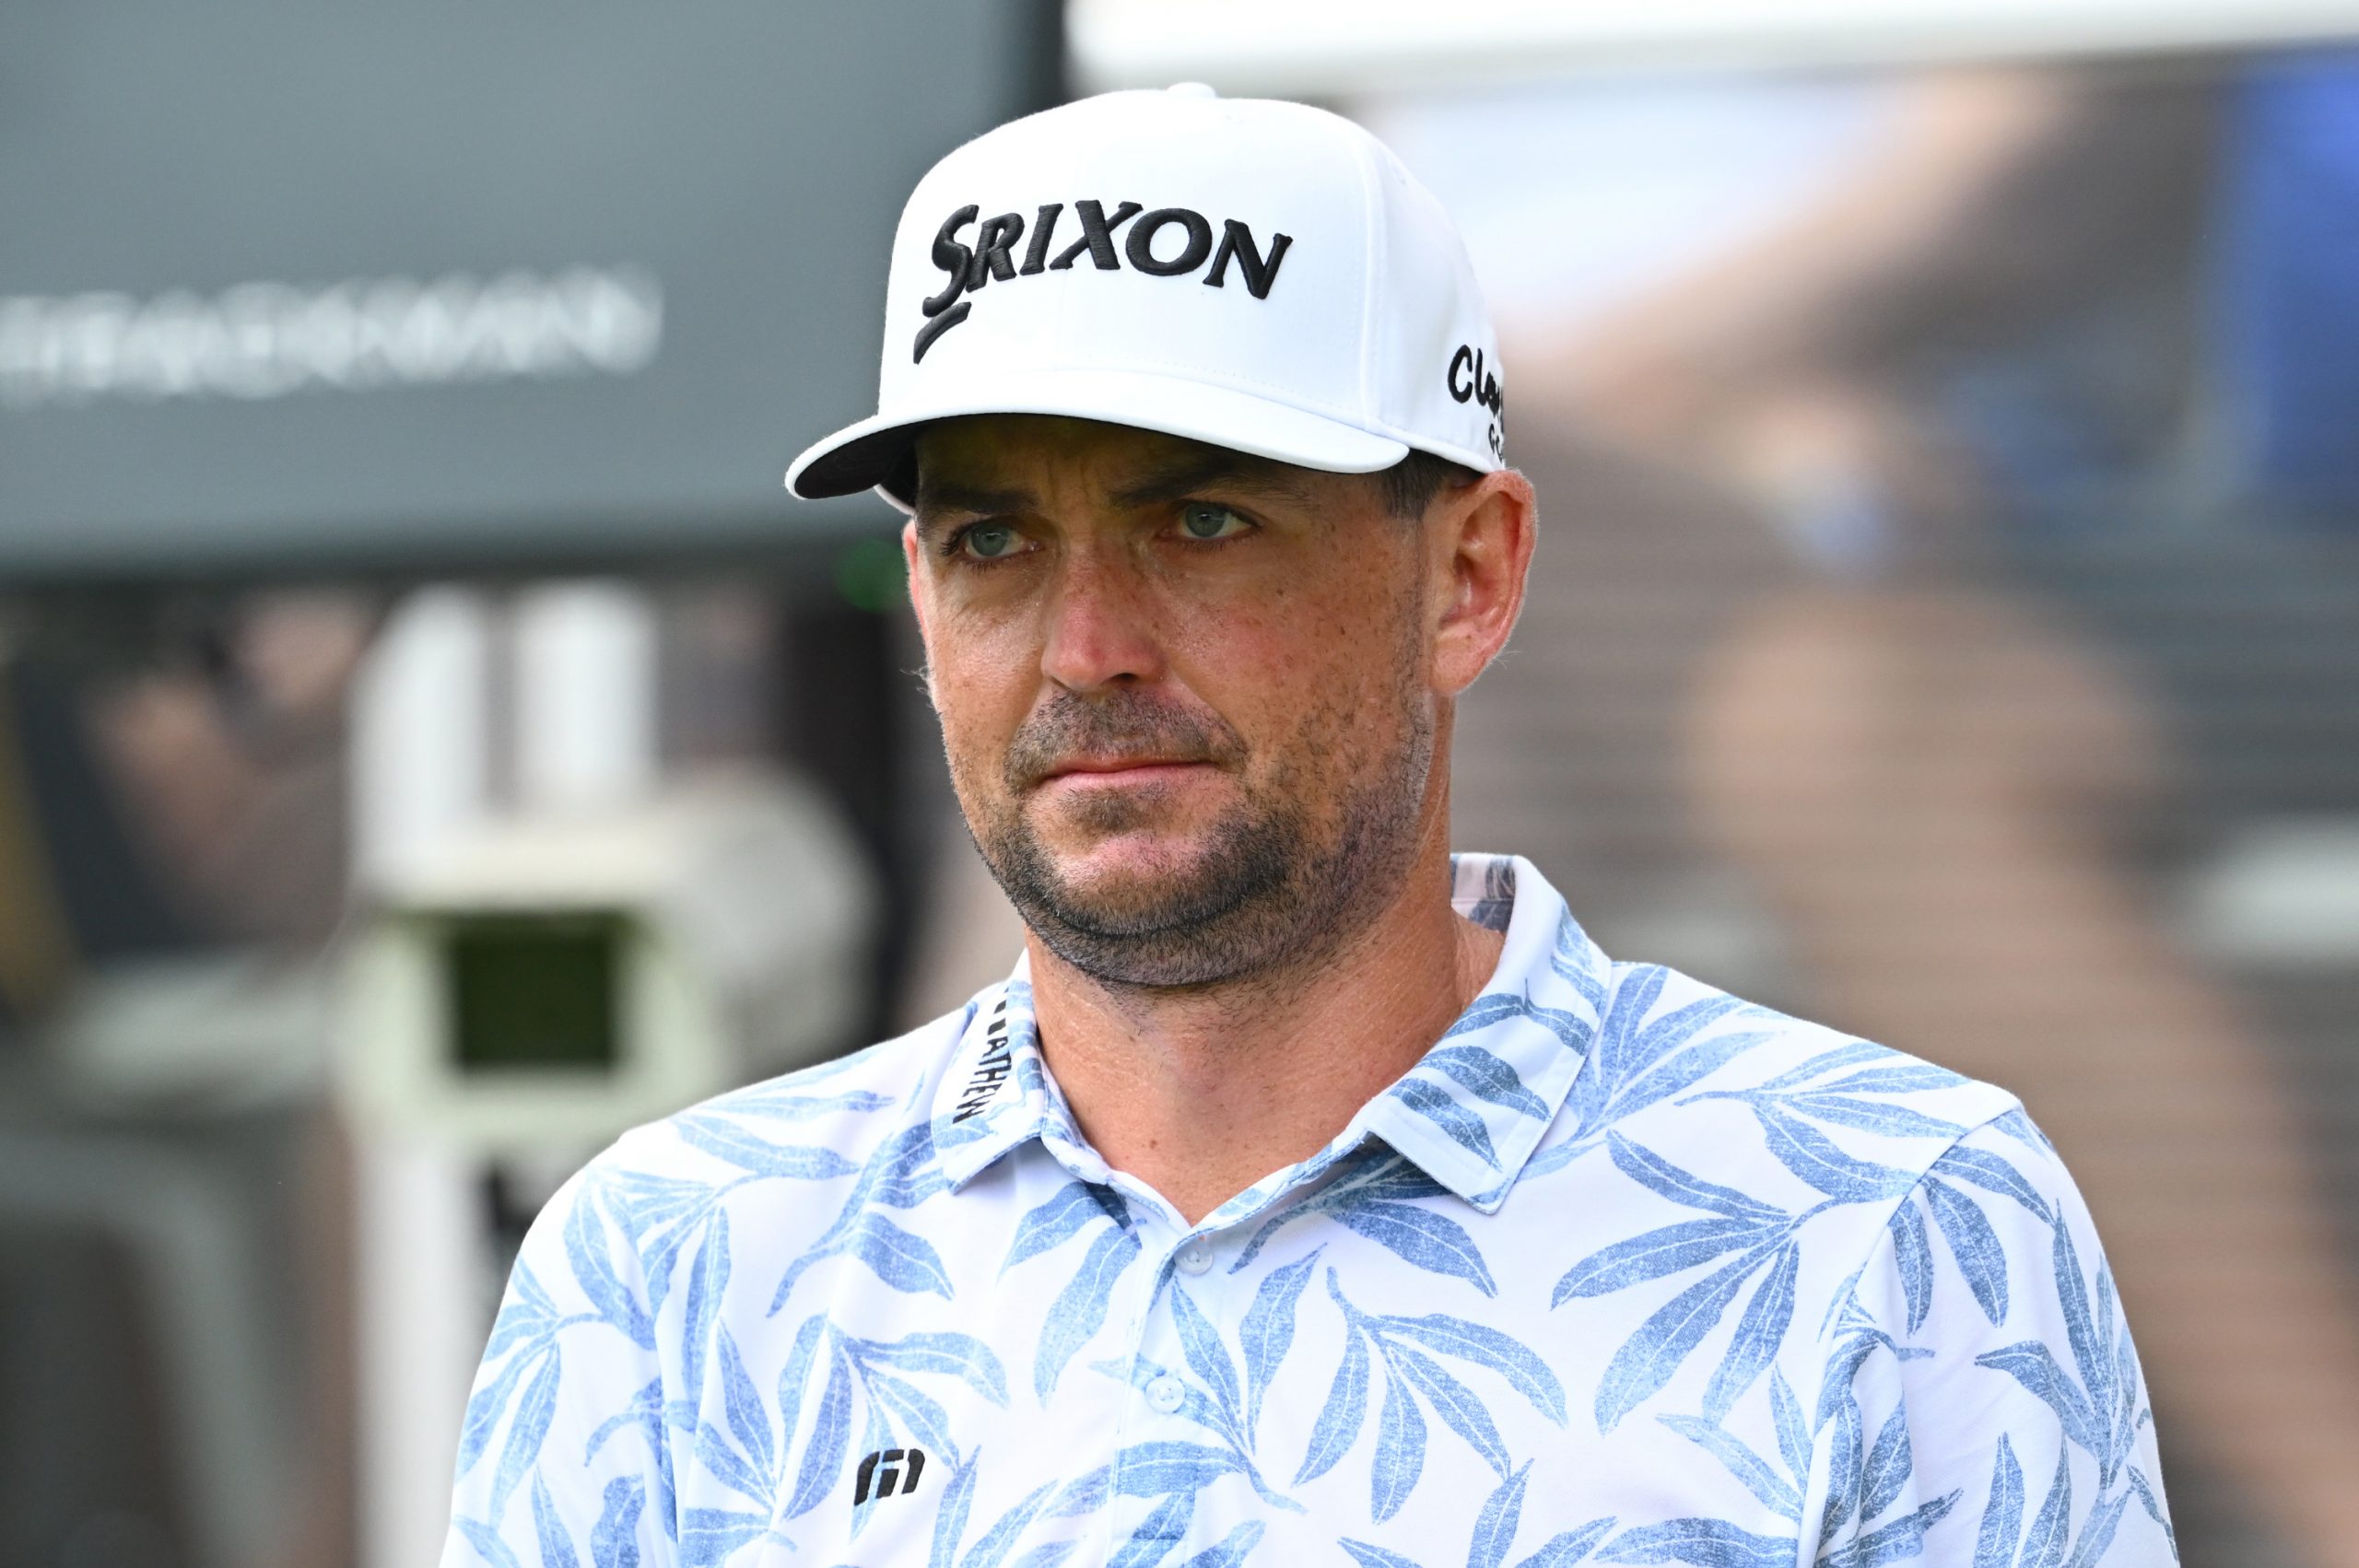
[1039,545,1167,693]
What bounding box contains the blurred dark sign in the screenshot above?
[0,2,1048,579]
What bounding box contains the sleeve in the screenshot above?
[1804,1112,2177,1566]
[440,1153,675,1568]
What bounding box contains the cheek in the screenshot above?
[1165,560,1423,754]
[923,618,1036,768]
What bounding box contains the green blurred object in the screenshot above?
[444,914,623,1072]
[834,535,908,614]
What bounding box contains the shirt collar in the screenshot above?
[930,854,1610,1214]
[930,955,1108,1190]
[1350,853,1606,1212]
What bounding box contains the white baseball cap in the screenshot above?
[785,83,1507,508]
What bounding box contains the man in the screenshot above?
[444,87,2173,1567]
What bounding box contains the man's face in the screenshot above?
[904,415,1450,990]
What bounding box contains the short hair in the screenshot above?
[1373,448,1482,521]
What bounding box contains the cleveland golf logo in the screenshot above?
[916,201,1295,361]
[1446,343,1506,458]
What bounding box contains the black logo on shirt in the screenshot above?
[852,1446,927,1505]
[916,201,1296,362]
[951,999,1014,1123]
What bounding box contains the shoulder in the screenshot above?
[522,992,989,1326]
[1533,960,2102,1440]
[1579,958,2115,1352]
[582,994,982,1192]
[1557,959,2053,1357]
[1580,958,2024,1188]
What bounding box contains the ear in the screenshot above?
[1427,468,1536,696]
[901,520,940,708]
[901,519,932,638]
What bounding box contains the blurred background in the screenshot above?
[6,3,2359,1564]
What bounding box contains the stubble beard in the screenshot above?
[950,644,1436,993]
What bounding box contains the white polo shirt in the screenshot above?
[442,854,2174,1568]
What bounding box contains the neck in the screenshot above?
[1023,815,1506,1226]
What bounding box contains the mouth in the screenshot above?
[1038,756,1215,788]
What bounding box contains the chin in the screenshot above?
[1042,829,1222,896]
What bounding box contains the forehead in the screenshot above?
[912,415,1338,513]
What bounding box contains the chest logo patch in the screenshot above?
[852,1446,927,1505]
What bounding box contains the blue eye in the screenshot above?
[1179,502,1248,540]
[962,523,1021,560]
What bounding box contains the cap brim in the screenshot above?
[785,369,1411,509]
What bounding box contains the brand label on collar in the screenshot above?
[951,998,1015,1123]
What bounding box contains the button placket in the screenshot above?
[1100,1211,1182,1559]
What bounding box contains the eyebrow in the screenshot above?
[911,448,1317,529]
[1108,451,1316,511]
[913,480,1035,521]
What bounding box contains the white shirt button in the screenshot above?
[1175,1242,1214,1276]
[1146,1375,1185,1413]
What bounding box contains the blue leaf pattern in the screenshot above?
[1425,1043,1555,1121]
[1923,1178,2010,1326]
[1171,1287,1242,1418]
[1385,1077,1506,1170]
[1239,1250,1319,1438]
[456,1516,527,1568]
[1753,1106,1919,1202]
[1974,1436,2025,1568]
[1888,1199,1935,1334]
[591,1477,644,1568]
[1700,1243,1798,1422]
[1004,1182,1117,1272]
[532,1475,581,1568]
[1370,1358,1427,1523]
[860,1330,1011,1403]
[1470,1465,1531,1568]
[1297,1329,1370,1487]
[1554,1217,1784,1305]
[1379,1313,1567,1424]
[1341,1542,1424,1568]
[494,1348,562,1515]
[1034,1223,1144,1399]
[568,1195,656,1350]
[1390,1342,1511,1477]
[1175,1521,1263,1568]
[1334,1198,1498,1295]
[851,1211,955,1297]
[782,1343,852,1518]
[1106,1493,1190,1568]
[675,1116,857,1181]
[1605,1136,1787,1223]
[1516,1519,1615,1567]
[1593,1251,1771,1432]
[440,853,2171,1568]
[1595,1517,1796,1567]
[1657,1416,1800,1521]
